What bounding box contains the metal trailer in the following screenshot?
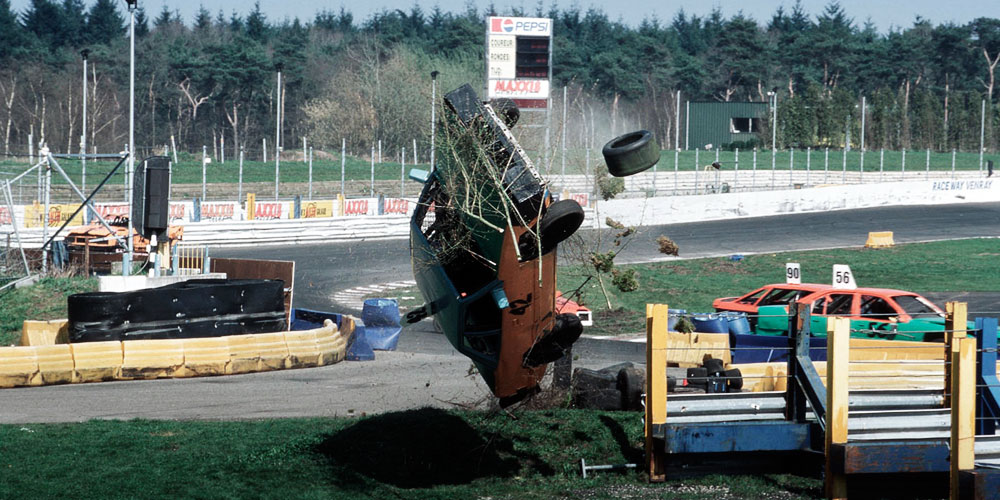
[644,302,1000,498]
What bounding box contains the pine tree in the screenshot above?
[60,0,87,47]
[0,0,28,59]
[135,7,149,37]
[85,0,124,45]
[153,4,171,28]
[246,2,268,41]
[22,0,64,50]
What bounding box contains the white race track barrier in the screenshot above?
[5,176,999,248]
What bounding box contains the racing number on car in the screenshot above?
[832,264,857,290]
[785,263,801,284]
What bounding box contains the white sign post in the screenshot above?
[832,264,857,289]
[785,263,801,284]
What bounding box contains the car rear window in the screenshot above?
[893,295,943,317]
[737,289,766,304]
[759,288,799,306]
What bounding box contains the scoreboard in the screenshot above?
[486,17,552,108]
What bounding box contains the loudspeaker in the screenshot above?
[132,156,171,237]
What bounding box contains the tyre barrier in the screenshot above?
[68,279,286,342]
[0,320,350,389]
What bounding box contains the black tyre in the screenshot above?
[518,199,584,261]
[667,375,677,393]
[602,130,660,177]
[685,367,708,390]
[725,368,744,391]
[490,98,520,129]
[703,357,725,375]
[616,366,645,411]
[523,313,583,367]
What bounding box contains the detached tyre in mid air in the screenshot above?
[602,130,660,177]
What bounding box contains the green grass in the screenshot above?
[0,408,824,499]
[558,238,1000,335]
[1,148,992,191]
[0,276,97,346]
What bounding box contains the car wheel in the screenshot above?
[602,130,659,177]
[725,368,743,391]
[518,199,584,261]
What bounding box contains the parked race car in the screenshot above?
[712,283,832,314]
[726,283,956,341]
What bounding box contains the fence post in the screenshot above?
[771,148,776,189]
[952,149,957,180]
[401,147,406,197]
[926,149,931,180]
[262,137,267,163]
[841,148,846,183]
[944,301,968,408]
[308,146,313,200]
[341,138,346,199]
[950,333,976,500]
[788,147,794,187]
[879,148,884,182]
[238,146,244,202]
[673,149,679,194]
[825,316,850,500]
[370,145,376,196]
[733,147,739,189]
[170,135,178,163]
[201,145,207,201]
[752,148,757,188]
[805,147,810,185]
[901,149,906,179]
[859,149,864,181]
[645,303,668,482]
[694,149,700,194]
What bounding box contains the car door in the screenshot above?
[854,294,900,339]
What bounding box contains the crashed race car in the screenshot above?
[408,84,658,404]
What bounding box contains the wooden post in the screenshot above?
[825,317,849,500]
[944,301,967,407]
[950,335,976,500]
[645,303,668,482]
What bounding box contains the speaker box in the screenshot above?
[132,156,171,237]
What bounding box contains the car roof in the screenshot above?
[759,283,832,291]
[798,287,923,301]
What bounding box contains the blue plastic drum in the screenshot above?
[361,298,402,351]
[691,314,728,333]
[724,312,752,335]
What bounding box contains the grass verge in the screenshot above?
[558,238,1000,335]
[0,408,824,499]
[0,276,97,346]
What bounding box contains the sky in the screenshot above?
[9,0,998,33]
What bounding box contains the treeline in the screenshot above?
[0,0,999,161]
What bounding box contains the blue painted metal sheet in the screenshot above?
[975,318,1000,435]
[831,440,950,474]
[657,421,816,454]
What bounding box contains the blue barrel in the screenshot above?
[667,309,686,331]
[361,298,402,351]
[724,312,752,335]
[691,314,728,333]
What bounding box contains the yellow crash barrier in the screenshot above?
[121,339,185,379]
[0,346,39,387]
[70,341,123,382]
[255,332,290,371]
[34,345,74,385]
[182,337,231,376]
[21,319,69,346]
[865,231,895,248]
[226,335,262,374]
[316,321,348,365]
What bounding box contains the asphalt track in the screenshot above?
[2,202,999,423]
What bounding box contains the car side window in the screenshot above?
[826,294,853,315]
[860,295,897,320]
[737,289,766,305]
[811,299,825,315]
[760,288,798,306]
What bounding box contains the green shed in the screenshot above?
[687,101,768,150]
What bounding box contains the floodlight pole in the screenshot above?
[430,70,438,170]
[274,64,282,200]
[81,49,88,193]
[125,0,136,276]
